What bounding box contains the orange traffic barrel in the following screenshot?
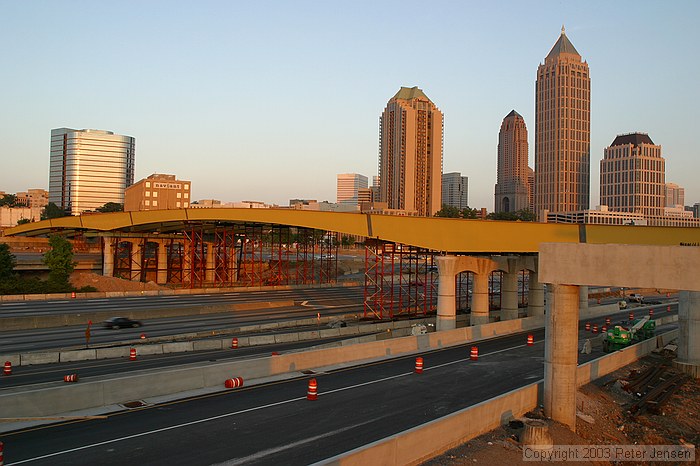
[592,324,599,334]
[649,309,654,317]
[140,333,146,340]
[470,346,478,361]
[629,312,634,321]
[307,378,318,400]
[3,361,11,376]
[63,374,79,383]
[71,291,76,298]
[129,348,137,361]
[605,317,611,326]
[602,325,608,332]
[231,338,239,349]
[527,334,534,346]
[667,305,671,312]
[585,322,590,331]
[414,357,424,374]
[224,377,244,389]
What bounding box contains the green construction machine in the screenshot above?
[602,316,656,353]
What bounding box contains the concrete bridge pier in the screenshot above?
[102,237,114,277]
[129,239,142,282]
[579,285,589,311]
[157,240,168,284]
[527,272,544,316]
[500,271,519,320]
[471,272,490,325]
[436,256,458,331]
[675,291,700,378]
[543,283,580,431]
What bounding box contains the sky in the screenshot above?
[1,1,698,210]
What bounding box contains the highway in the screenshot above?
[0,286,365,318]
[0,314,679,466]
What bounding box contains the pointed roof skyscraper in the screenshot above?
[546,25,581,59]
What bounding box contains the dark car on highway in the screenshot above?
[103,317,143,329]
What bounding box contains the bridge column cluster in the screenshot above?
[675,291,700,378]
[543,283,580,431]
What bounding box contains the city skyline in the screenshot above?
[1,1,698,210]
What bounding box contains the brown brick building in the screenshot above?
[124,174,191,211]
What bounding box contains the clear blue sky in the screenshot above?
[1,0,698,209]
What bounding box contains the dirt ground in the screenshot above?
[424,351,699,466]
[70,271,165,292]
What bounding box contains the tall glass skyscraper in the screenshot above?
[49,128,135,215]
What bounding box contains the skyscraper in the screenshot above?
[49,128,135,215]
[600,133,665,217]
[336,173,368,207]
[535,27,591,218]
[665,183,685,208]
[495,110,531,213]
[379,86,443,216]
[442,172,469,210]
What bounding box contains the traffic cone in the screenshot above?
[470,346,478,361]
[129,348,137,361]
[231,337,238,349]
[667,305,671,312]
[140,333,146,340]
[3,361,11,376]
[63,374,79,383]
[414,356,424,374]
[224,377,244,389]
[602,325,608,332]
[271,352,279,356]
[71,291,76,298]
[307,378,318,400]
[527,334,534,346]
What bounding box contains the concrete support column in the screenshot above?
[501,272,519,320]
[543,284,579,431]
[205,242,215,284]
[471,272,489,325]
[579,285,589,311]
[528,272,545,316]
[436,256,458,331]
[674,291,700,378]
[102,237,114,277]
[130,240,142,282]
[157,240,168,285]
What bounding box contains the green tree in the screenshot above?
[434,205,460,218]
[487,209,536,222]
[0,194,19,207]
[43,235,75,291]
[460,207,480,219]
[16,218,32,225]
[341,236,353,247]
[96,202,123,213]
[0,243,17,281]
[41,202,68,220]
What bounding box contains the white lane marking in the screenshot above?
[10,340,532,464]
[53,301,70,304]
[125,297,147,300]
[218,418,380,465]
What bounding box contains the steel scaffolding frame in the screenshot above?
[213,226,237,286]
[140,240,159,283]
[167,239,184,284]
[183,226,206,288]
[113,241,132,280]
[456,271,472,312]
[363,240,437,320]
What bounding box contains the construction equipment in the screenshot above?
[602,316,655,353]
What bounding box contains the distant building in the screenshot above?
[336,173,368,208]
[600,133,665,217]
[379,86,443,216]
[665,183,685,208]
[124,174,190,211]
[49,128,135,215]
[547,205,700,227]
[693,203,700,218]
[535,27,590,218]
[15,189,49,210]
[442,172,469,210]
[0,207,41,227]
[495,110,531,213]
